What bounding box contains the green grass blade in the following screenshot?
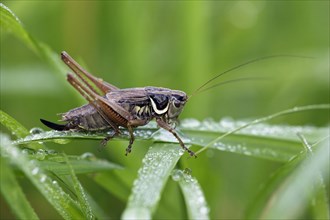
[0,3,37,52]
[195,104,330,156]
[264,139,329,218]
[171,169,210,219]
[247,133,329,219]
[93,172,131,202]
[0,3,64,74]
[184,124,324,162]
[29,151,122,175]
[121,143,183,219]
[311,184,330,220]
[0,110,42,150]
[64,155,95,220]
[0,158,39,220]
[0,3,70,88]
[84,192,110,220]
[0,110,29,138]
[0,133,84,219]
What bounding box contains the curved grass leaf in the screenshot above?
[64,155,94,220]
[93,172,131,202]
[29,150,122,175]
[0,110,29,138]
[121,143,183,219]
[263,138,329,219]
[171,169,210,219]
[0,3,37,52]
[0,3,71,88]
[0,110,42,150]
[247,133,330,219]
[0,158,39,220]
[0,133,84,219]
[194,104,330,156]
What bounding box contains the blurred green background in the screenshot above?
[1,1,329,219]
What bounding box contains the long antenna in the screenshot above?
[188,55,312,99]
[196,77,269,94]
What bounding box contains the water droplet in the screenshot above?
[40,175,47,183]
[171,169,183,181]
[32,167,39,175]
[21,149,30,155]
[29,127,44,134]
[197,196,205,204]
[181,118,201,128]
[35,149,46,160]
[80,152,95,160]
[46,149,57,155]
[199,206,209,215]
[53,139,70,144]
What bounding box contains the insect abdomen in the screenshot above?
[62,104,111,131]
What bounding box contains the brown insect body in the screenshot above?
[54,87,186,130]
[41,52,192,156]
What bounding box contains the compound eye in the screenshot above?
[174,100,182,108]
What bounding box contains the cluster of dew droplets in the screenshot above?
[27,127,71,145]
[182,118,298,159]
[131,148,178,207]
[123,146,182,219]
[171,169,210,219]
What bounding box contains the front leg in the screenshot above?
[125,125,135,156]
[125,119,149,156]
[156,118,196,158]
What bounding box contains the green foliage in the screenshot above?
[1,2,329,219]
[0,157,39,220]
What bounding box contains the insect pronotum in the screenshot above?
[41,52,297,157]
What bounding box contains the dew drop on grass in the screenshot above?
[29,127,44,134]
[171,169,183,181]
[53,139,70,144]
[46,149,57,155]
[181,118,201,128]
[199,206,210,215]
[40,174,47,183]
[21,149,29,155]
[35,149,46,160]
[134,129,153,139]
[80,152,95,160]
[31,167,39,175]
[178,149,185,156]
